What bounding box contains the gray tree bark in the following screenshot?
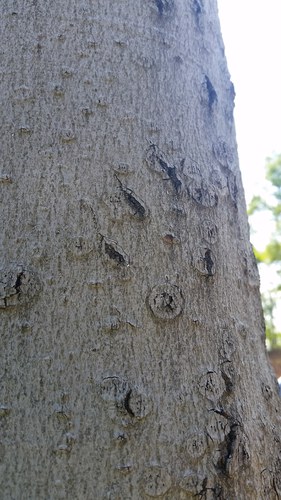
[1,0,281,498]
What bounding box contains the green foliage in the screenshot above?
[262,292,281,349]
[266,153,281,195]
[247,195,268,216]
[254,240,281,264]
[249,154,281,349]
[250,155,281,264]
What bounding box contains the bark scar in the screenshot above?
[123,389,135,417]
[115,175,146,218]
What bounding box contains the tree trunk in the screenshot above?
[1,1,280,498]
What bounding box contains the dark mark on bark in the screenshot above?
[15,272,24,294]
[221,367,234,393]
[104,243,126,265]
[193,0,202,15]
[208,484,224,499]
[158,158,182,193]
[115,175,146,218]
[0,267,42,309]
[197,477,208,497]
[155,0,174,16]
[123,389,135,417]
[218,423,239,474]
[155,0,164,14]
[204,249,214,276]
[197,478,225,500]
[205,75,217,111]
[146,144,182,193]
[229,81,236,104]
[192,0,203,26]
[162,233,178,245]
[188,181,218,207]
[123,189,146,218]
[208,407,232,420]
[148,283,183,320]
[100,234,129,267]
[162,293,174,312]
[227,172,238,205]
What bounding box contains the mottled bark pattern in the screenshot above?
[1,0,281,499]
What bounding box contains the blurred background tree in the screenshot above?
[248,154,281,349]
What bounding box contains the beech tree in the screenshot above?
[1,1,281,498]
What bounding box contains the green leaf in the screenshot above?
[266,154,281,191]
[247,195,268,215]
[262,240,281,263]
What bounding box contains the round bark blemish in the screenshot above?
[262,384,273,401]
[148,284,184,320]
[179,470,204,495]
[126,389,152,419]
[210,168,226,190]
[115,464,133,475]
[53,85,64,97]
[186,433,207,459]
[184,161,202,183]
[198,372,225,401]
[0,174,13,184]
[199,220,218,245]
[206,412,230,443]
[60,131,76,143]
[18,126,32,135]
[53,404,71,422]
[141,466,172,497]
[261,468,274,498]
[54,433,76,455]
[174,55,183,64]
[113,430,128,444]
[188,180,218,207]
[61,68,74,78]
[113,162,132,175]
[96,97,108,107]
[213,139,235,168]
[100,376,129,404]
[21,321,32,332]
[66,237,94,258]
[162,233,179,245]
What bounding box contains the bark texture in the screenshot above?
[1,0,281,498]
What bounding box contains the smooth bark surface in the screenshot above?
[1,1,281,498]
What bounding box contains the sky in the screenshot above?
[217,0,281,203]
[217,0,281,330]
